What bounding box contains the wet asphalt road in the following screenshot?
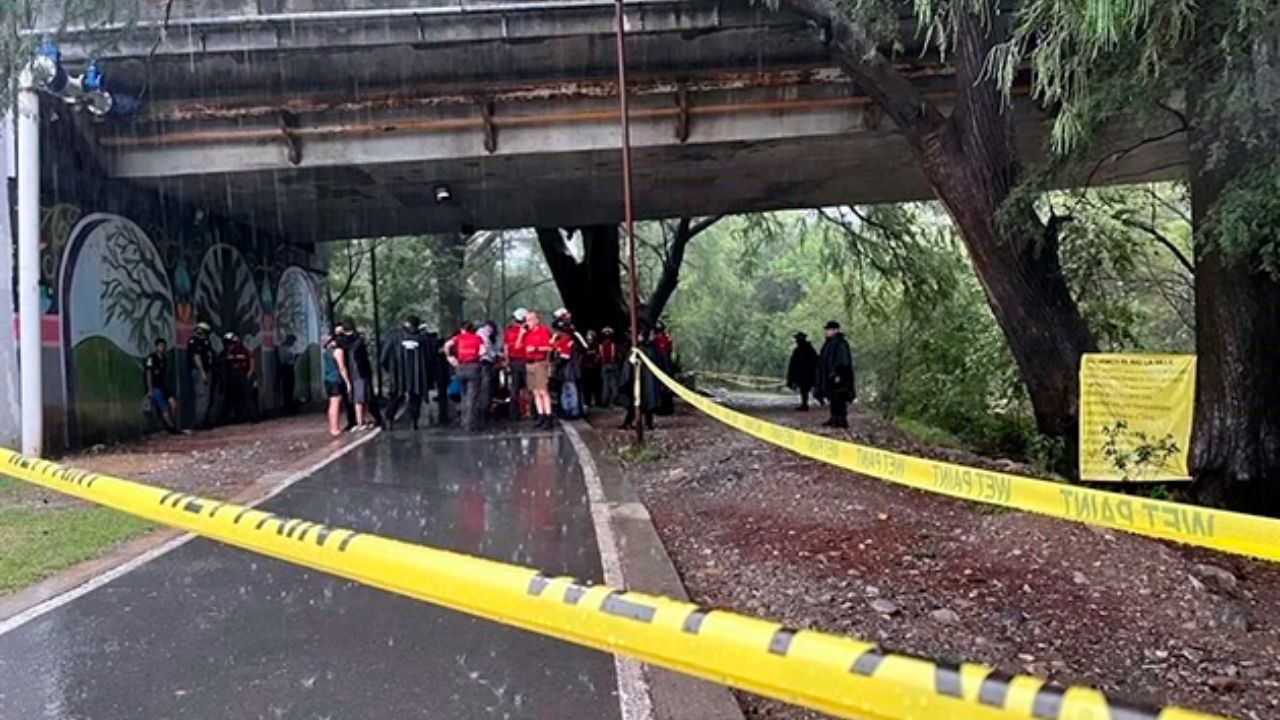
[0,430,621,720]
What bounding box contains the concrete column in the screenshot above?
[17,72,43,456]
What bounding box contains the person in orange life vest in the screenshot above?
[444,322,488,431]
[516,310,555,429]
[504,308,530,420]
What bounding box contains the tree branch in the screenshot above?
[1113,215,1195,275]
[645,216,721,323]
[782,0,945,140]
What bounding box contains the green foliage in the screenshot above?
[1210,160,1280,279]
[1026,433,1067,477]
[667,186,1192,462]
[1100,420,1182,482]
[894,418,963,448]
[609,443,664,465]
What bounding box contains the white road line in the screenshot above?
[0,428,382,638]
[562,421,655,720]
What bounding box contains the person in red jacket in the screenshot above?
[516,310,555,429]
[504,308,530,420]
[653,320,674,359]
[444,322,488,431]
[598,327,619,407]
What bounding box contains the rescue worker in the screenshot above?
[338,321,376,431]
[187,321,215,429]
[598,327,619,408]
[552,317,581,419]
[145,338,183,435]
[516,310,555,429]
[381,315,431,430]
[504,309,529,420]
[221,332,257,425]
[787,332,819,412]
[444,321,487,431]
[815,320,855,429]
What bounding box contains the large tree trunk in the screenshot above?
[788,0,1095,457]
[433,233,466,333]
[536,226,627,330]
[581,225,626,331]
[1186,35,1280,512]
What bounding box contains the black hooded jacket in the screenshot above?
[787,339,818,390]
[815,332,855,402]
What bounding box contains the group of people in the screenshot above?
[787,320,855,429]
[320,308,679,438]
[144,322,273,435]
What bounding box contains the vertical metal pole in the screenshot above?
[369,241,383,398]
[17,71,43,457]
[500,233,507,321]
[614,0,643,444]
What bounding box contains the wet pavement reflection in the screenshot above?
[0,429,621,720]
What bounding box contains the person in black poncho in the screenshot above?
[814,321,855,429]
[382,315,433,430]
[786,332,818,412]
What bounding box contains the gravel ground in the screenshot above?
[596,402,1280,720]
[15,414,357,509]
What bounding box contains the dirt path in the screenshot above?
[13,414,355,508]
[596,405,1280,720]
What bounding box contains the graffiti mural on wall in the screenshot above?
[276,267,324,402]
[60,214,176,446]
[26,198,317,449]
[194,243,263,349]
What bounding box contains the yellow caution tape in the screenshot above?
[640,352,1280,563]
[0,448,1223,720]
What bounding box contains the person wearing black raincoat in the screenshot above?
[381,315,432,430]
[786,331,819,411]
[814,320,855,429]
[619,331,660,431]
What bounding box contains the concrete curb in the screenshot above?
[567,419,745,720]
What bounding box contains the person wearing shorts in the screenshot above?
[518,310,555,429]
[144,338,182,435]
[323,334,350,437]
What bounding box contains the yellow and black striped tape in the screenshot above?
[639,352,1280,563]
[0,449,1223,720]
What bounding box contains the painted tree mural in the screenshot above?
[194,243,262,348]
[100,221,176,350]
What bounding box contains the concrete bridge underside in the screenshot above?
[48,0,1185,243]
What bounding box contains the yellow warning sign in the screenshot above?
[1080,354,1196,482]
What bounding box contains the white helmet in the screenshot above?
[553,308,569,319]
[513,308,528,322]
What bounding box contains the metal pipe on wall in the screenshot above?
[17,70,43,457]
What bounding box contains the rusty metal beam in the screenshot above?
[99,87,1031,150]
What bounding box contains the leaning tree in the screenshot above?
[778,0,1097,464]
[995,0,1280,509]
